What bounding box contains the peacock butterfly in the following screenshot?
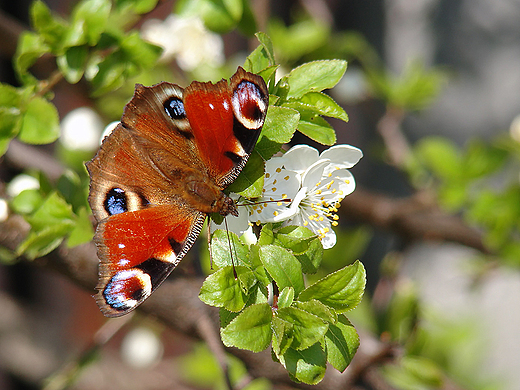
[86,67,268,317]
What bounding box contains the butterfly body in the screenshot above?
[86,68,268,317]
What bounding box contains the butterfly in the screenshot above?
[86,67,269,317]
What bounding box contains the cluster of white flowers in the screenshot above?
[214,144,363,249]
[141,15,224,71]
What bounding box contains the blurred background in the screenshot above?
[1,0,520,389]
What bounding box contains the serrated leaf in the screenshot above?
[25,191,74,231]
[278,287,294,308]
[210,229,250,268]
[199,266,251,312]
[285,91,348,122]
[276,307,328,350]
[226,151,264,197]
[275,225,323,273]
[221,303,272,352]
[257,65,278,86]
[248,244,271,286]
[277,343,327,385]
[272,315,293,356]
[294,299,336,324]
[286,60,347,99]
[67,207,94,247]
[18,97,60,144]
[299,260,366,312]
[324,315,359,372]
[262,106,299,144]
[258,244,304,294]
[297,112,336,146]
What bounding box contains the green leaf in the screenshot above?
[120,32,162,70]
[278,287,294,308]
[25,191,74,231]
[10,189,44,215]
[248,244,271,287]
[17,192,75,259]
[299,260,366,312]
[14,31,50,81]
[67,207,95,247]
[276,307,328,350]
[258,244,305,295]
[30,0,68,50]
[17,224,72,260]
[324,315,359,372]
[275,226,323,274]
[286,91,348,122]
[210,229,250,268]
[0,83,23,142]
[226,151,264,198]
[236,0,257,36]
[277,343,327,385]
[199,266,252,312]
[220,303,272,352]
[262,106,299,144]
[18,97,60,144]
[297,111,336,146]
[114,0,159,14]
[178,0,243,33]
[285,60,347,99]
[66,0,111,47]
[294,299,336,324]
[255,106,299,160]
[415,136,462,181]
[88,51,127,95]
[272,315,293,356]
[57,45,88,84]
[382,356,444,390]
[268,18,329,62]
[255,31,275,66]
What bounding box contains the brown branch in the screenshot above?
[340,188,490,254]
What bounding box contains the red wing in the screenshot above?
[180,67,268,187]
[94,204,205,317]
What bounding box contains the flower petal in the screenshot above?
[320,145,363,169]
[281,144,320,173]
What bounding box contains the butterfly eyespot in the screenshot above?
[104,188,128,215]
[164,97,186,120]
[103,269,152,312]
[232,80,267,130]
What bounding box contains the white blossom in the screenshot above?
[212,144,362,250]
[7,174,40,198]
[141,15,224,70]
[60,107,104,151]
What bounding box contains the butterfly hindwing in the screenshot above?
[95,205,205,317]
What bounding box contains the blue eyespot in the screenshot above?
[164,97,186,119]
[104,188,127,215]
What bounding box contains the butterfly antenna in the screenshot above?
[206,217,214,270]
[224,217,238,279]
